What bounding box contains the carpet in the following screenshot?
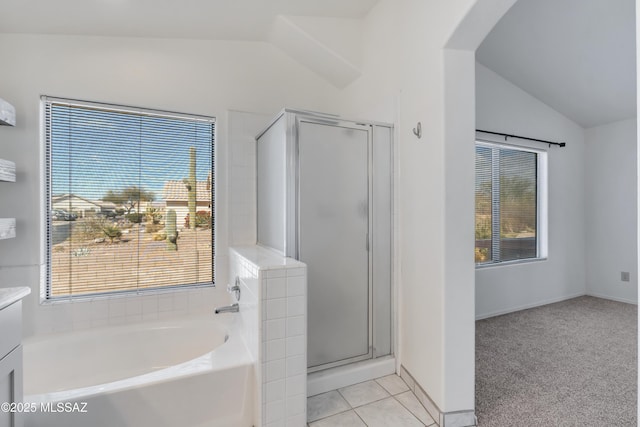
[476,296,637,426]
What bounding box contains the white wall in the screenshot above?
[475,63,587,318]
[0,33,340,337]
[585,118,638,303]
[335,0,495,414]
[0,0,586,418]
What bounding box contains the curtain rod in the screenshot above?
[476,129,566,148]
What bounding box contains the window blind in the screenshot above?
[43,97,215,299]
[498,147,537,261]
[475,145,493,262]
[475,143,538,264]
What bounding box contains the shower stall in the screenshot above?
[256,109,393,383]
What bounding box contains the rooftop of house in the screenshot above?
[52,194,118,210]
[163,180,212,202]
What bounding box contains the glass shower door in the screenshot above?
[297,119,372,371]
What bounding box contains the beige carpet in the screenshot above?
[476,296,637,426]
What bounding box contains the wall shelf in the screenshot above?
[0,159,15,182]
[0,218,16,240]
[1,98,16,240]
[0,98,16,126]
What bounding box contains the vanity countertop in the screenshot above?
[0,286,30,310]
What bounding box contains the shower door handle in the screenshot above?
[366,233,369,252]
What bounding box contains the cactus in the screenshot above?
[187,147,197,229]
[102,224,122,243]
[166,209,178,251]
[145,207,162,225]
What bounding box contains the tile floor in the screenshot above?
[307,375,437,426]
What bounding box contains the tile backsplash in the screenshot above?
[0,264,228,337]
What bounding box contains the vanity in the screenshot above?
[0,287,30,427]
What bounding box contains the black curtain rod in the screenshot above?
[476,129,566,148]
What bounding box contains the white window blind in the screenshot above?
[475,142,540,264]
[43,97,215,299]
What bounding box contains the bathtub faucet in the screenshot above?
[214,303,239,314]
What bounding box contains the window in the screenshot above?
[475,141,546,265]
[43,97,215,299]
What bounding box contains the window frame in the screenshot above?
[40,96,217,301]
[475,139,548,268]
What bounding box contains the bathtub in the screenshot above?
[22,314,254,427]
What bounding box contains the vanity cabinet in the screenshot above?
[0,345,22,427]
[0,289,30,427]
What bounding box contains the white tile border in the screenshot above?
[441,410,477,427]
[399,365,477,427]
[308,356,396,397]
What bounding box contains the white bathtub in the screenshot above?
[23,314,254,427]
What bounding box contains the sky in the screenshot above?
[50,104,214,201]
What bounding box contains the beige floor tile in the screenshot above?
[395,391,436,426]
[375,374,410,395]
[355,397,425,427]
[307,391,351,423]
[309,410,367,427]
[338,380,390,408]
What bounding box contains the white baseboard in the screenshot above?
[585,292,638,305]
[400,365,476,427]
[307,356,396,397]
[475,292,586,320]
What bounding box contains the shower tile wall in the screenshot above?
[229,245,308,427]
[1,264,221,337]
[230,248,261,427]
[26,283,216,336]
[228,110,270,247]
[262,266,307,426]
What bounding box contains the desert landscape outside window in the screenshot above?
[43,97,215,299]
[475,142,542,264]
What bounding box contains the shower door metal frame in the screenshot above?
[290,115,374,373]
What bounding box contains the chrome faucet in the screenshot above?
[215,303,239,314]
[215,277,242,314]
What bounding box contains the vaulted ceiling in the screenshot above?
[476,0,636,129]
[0,0,378,88]
[1,0,635,119]
[0,0,377,40]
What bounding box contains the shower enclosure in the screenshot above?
[256,109,393,373]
